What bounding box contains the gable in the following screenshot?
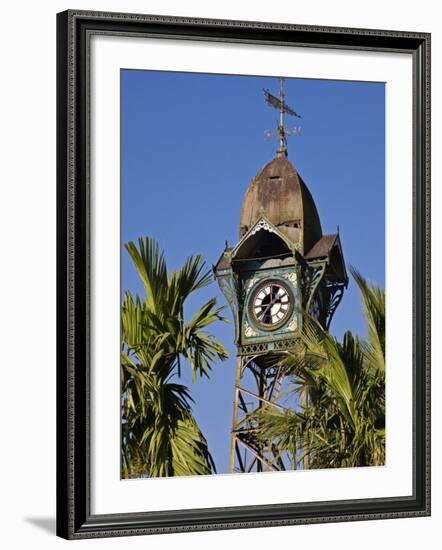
[231,217,296,262]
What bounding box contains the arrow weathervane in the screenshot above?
[263,78,301,157]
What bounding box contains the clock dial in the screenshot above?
[248,279,293,330]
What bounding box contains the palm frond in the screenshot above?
[121,237,228,478]
[350,266,385,374]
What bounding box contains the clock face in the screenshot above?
[248,279,294,331]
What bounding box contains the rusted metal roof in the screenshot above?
[214,248,232,272]
[306,233,348,285]
[239,155,322,255]
[305,234,337,259]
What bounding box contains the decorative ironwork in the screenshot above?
[263,78,301,157]
[264,127,301,141]
[273,338,303,351]
[282,270,298,285]
[217,273,240,341]
[237,338,303,356]
[237,342,269,355]
[244,321,258,338]
[325,282,346,330]
[282,317,298,332]
[302,262,326,310]
[249,218,276,236]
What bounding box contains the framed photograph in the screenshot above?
[56,10,430,539]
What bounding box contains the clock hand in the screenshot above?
[258,291,282,320]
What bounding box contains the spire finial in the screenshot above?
[263,78,302,157]
[277,78,287,157]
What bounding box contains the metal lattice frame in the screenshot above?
[230,353,299,473]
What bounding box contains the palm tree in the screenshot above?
[254,268,385,469]
[121,237,229,478]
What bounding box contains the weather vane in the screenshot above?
[263,78,301,157]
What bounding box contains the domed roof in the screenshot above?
[239,155,323,255]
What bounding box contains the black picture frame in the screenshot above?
[56,9,431,540]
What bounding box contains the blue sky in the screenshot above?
[121,69,385,475]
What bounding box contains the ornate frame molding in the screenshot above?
[57,10,430,539]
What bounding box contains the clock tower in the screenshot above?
[215,80,348,473]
